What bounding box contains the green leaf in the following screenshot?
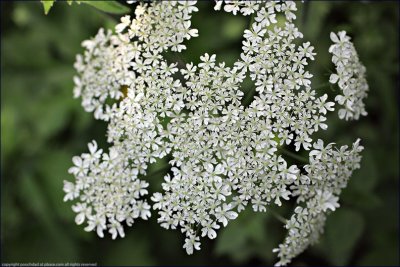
[80,1,130,14]
[215,222,249,262]
[41,0,55,15]
[41,0,130,15]
[351,149,378,192]
[215,210,271,263]
[321,208,365,265]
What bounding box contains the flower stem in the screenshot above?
[268,209,287,224]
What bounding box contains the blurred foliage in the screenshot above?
[41,0,54,14]
[1,1,399,266]
[41,0,131,15]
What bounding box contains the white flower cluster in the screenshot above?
[64,140,151,239]
[64,1,367,265]
[66,0,198,240]
[329,31,369,120]
[274,139,364,266]
[73,29,125,120]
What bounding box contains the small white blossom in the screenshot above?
[183,233,201,255]
[329,31,369,120]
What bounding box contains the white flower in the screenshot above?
[68,156,88,177]
[277,139,363,265]
[329,31,369,120]
[65,1,367,265]
[108,219,125,239]
[215,204,238,227]
[317,190,340,212]
[115,15,131,33]
[183,234,201,255]
[201,221,220,239]
[63,181,78,201]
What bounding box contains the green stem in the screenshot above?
[279,147,309,164]
[268,209,287,224]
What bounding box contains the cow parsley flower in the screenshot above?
[64,1,368,265]
[329,31,369,120]
[64,141,151,239]
[274,139,364,266]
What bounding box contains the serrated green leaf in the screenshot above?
[41,0,55,15]
[80,1,130,14]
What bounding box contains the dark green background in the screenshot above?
[1,1,399,266]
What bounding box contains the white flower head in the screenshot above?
[329,31,369,120]
[64,1,367,266]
